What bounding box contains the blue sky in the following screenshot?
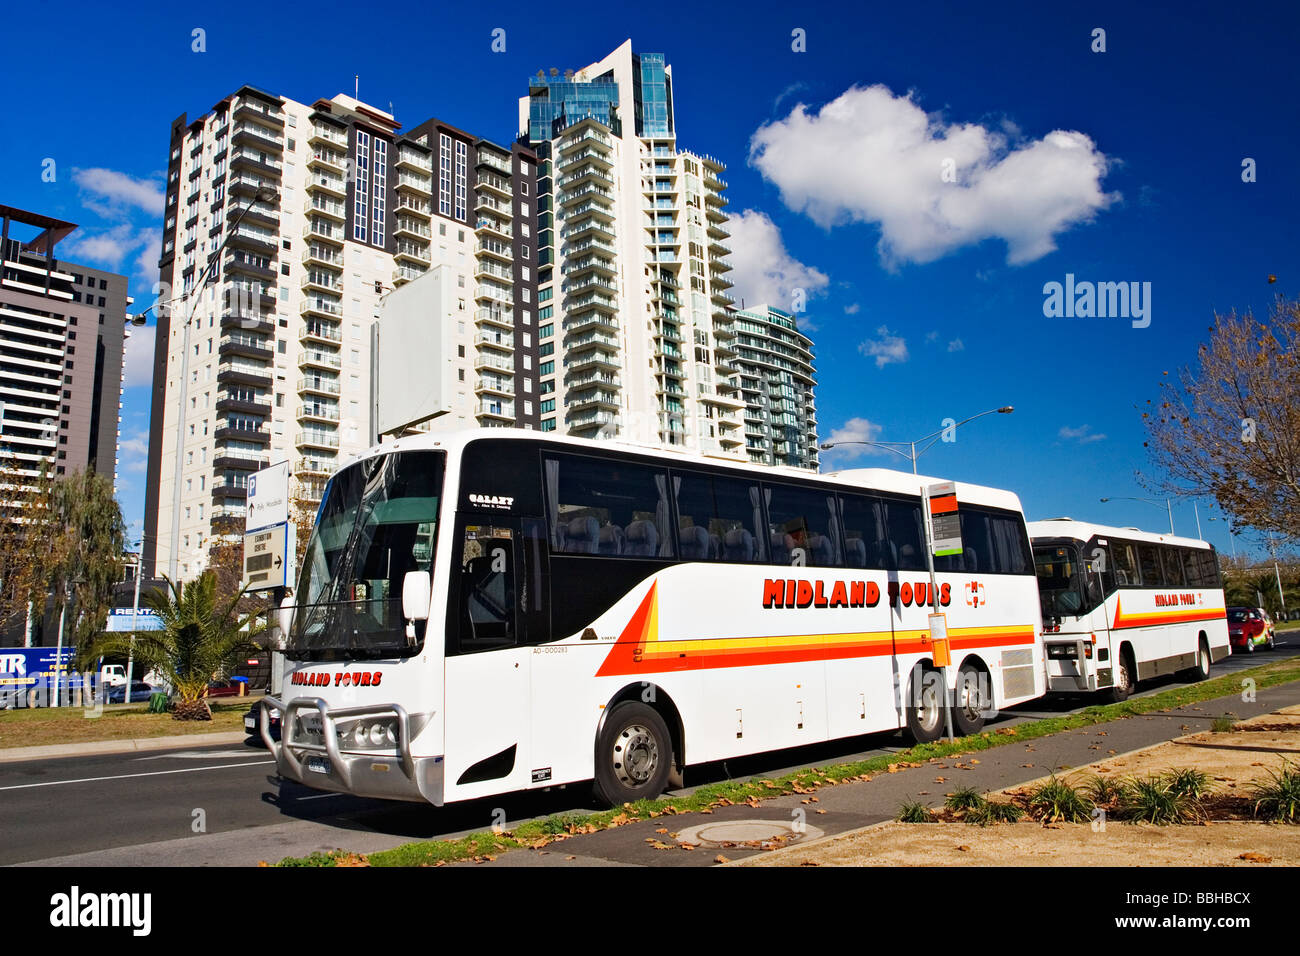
[2,0,1296,558]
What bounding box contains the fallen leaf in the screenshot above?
[957,845,971,852]
[970,759,980,765]
[934,777,947,783]
[565,855,575,861]
[800,860,821,866]
[816,809,827,814]
[1239,852,1272,863]
[680,843,696,851]
[715,854,731,864]
[655,828,668,834]
[1021,763,1034,768]
[744,796,761,808]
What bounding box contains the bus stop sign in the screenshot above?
[927,481,963,556]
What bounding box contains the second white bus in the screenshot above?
[1028,519,1229,699]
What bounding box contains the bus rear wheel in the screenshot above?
[594,702,673,807]
[905,666,945,744]
[953,664,993,736]
[1107,648,1134,703]
[1181,638,1211,682]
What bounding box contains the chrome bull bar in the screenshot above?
[260,695,416,790]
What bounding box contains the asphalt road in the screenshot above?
[5,636,1297,867]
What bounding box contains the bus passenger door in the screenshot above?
[442,516,532,802]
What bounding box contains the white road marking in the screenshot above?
[135,750,267,760]
[0,761,275,792]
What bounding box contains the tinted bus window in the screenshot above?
[672,470,766,562]
[765,483,843,567]
[1197,549,1222,588]
[1110,540,1140,587]
[881,496,927,572]
[933,507,1032,575]
[1137,544,1163,587]
[839,494,889,569]
[543,454,673,558]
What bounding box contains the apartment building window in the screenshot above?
[454,141,467,221]
[540,419,556,432]
[439,134,452,216]
[354,129,371,242]
[372,138,388,246]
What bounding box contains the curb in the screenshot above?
[0,731,253,764]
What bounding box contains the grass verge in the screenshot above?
[276,654,1300,867]
[0,698,253,748]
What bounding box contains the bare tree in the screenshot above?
[1141,296,1300,542]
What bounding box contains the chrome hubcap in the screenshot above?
[612,723,659,788]
[958,674,983,721]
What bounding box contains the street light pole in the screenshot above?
[1099,496,1175,535]
[820,406,1014,472]
[167,187,278,581]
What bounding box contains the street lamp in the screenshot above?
[1206,516,1236,559]
[819,406,1014,474]
[1099,496,1175,535]
[168,185,278,580]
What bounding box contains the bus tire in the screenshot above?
[905,665,945,744]
[593,702,673,807]
[1185,639,1211,686]
[953,664,992,737]
[1106,647,1134,703]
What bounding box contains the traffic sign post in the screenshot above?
[246,461,290,533]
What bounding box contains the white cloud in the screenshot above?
[925,330,939,343]
[72,168,166,216]
[122,324,156,388]
[725,209,829,314]
[821,417,888,462]
[1059,424,1106,444]
[62,223,139,271]
[844,303,860,315]
[947,338,965,352]
[749,84,1117,267]
[134,231,162,285]
[859,325,908,367]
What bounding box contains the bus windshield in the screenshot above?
[1033,542,1103,619]
[288,450,445,660]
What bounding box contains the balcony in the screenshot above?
[227,226,277,255]
[473,259,512,283]
[393,241,431,265]
[298,376,341,396]
[474,217,512,241]
[224,251,275,282]
[298,404,341,423]
[301,270,342,294]
[233,100,284,128]
[564,312,618,335]
[395,172,433,194]
[232,123,283,154]
[303,220,344,247]
[211,483,249,500]
[299,350,342,371]
[476,150,512,175]
[306,173,347,199]
[301,322,342,345]
[394,218,432,240]
[302,244,343,269]
[308,149,347,175]
[214,425,270,444]
[475,173,512,200]
[301,296,343,319]
[295,456,336,477]
[567,410,619,432]
[474,283,513,306]
[475,239,513,262]
[474,194,513,217]
[474,331,514,351]
[475,308,514,331]
[474,378,515,397]
[567,390,620,412]
[213,454,269,472]
[309,197,346,222]
[476,401,514,421]
[215,396,271,416]
[556,164,614,191]
[396,148,434,173]
[217,360,272,387]
[565,350,621,374]
[230,150,281,179]
[220,313,274,336]
[218,338,273,362]
[308,123,348,149]
[392,264,427,286]
[297,430,340,450]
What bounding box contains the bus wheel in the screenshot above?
[953,665,992,737]
[594,702,673,807]
[1107,649,1134,703]
[1182,639,1211,682]
[905,666,944,744]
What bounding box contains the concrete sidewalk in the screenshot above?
[458,680,1300,867]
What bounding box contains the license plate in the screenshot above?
[244,717,256,731]
[306,755,331,775]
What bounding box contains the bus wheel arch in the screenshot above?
[904,662,945,744]
[1182,634,1212,681]
[952,654,995,736]
[1108,643,1136,702]
[598,683,685,777]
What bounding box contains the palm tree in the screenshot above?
[88,571,266,720]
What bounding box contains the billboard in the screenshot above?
[375,265,453,437]
[104,607,165,633]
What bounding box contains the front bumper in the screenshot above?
[261,696,443,804]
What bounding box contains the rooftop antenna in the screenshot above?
[355,74,359,99]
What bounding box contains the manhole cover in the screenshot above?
[673,819,824,848]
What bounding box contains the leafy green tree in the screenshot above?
[50,469,127,653]
[87,571,266,720]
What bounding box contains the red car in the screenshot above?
[1228,607,1275,653]
[203,678,248,698]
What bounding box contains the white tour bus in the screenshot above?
[262,430,1045,807]
[1027,519,1229,700]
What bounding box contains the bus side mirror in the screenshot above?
[403,571,431,623]
[278,595,295,641]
